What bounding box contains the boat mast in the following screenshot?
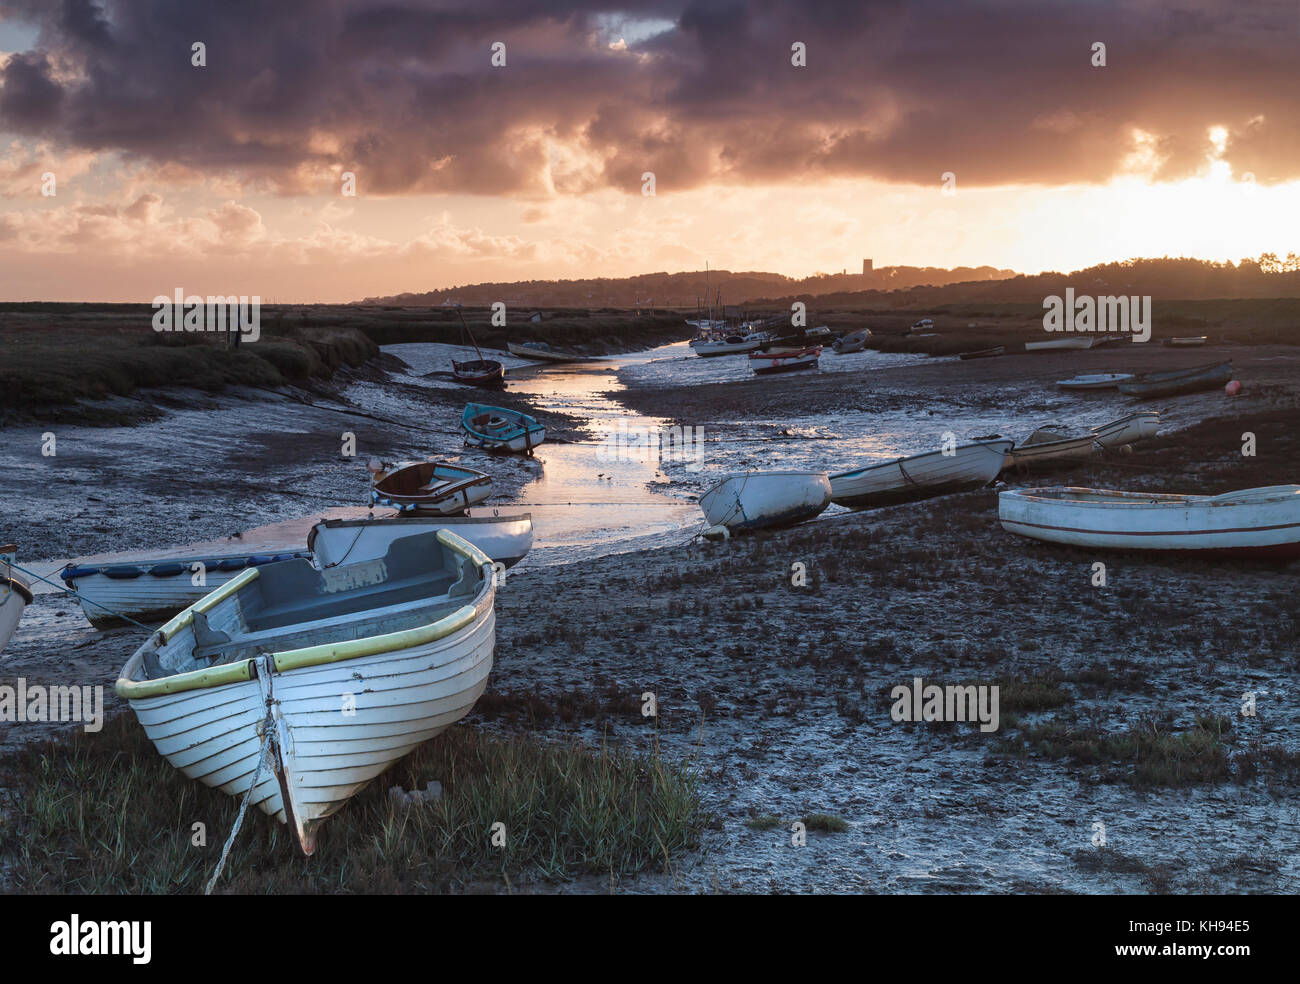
[455,305,486,363]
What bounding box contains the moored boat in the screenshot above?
[116,529,497,854]
[461,403,546,453]
[451,358,505,388]
[699,471,831,532]
[1006,428,1097,472]
[1090,411,1160,449]
[1025,337,1093,351]
[1,545,32,654]
[690,327,769,357]
[909,319,935,334]
[506,341,590,363]
[832,328,872,354]
[308,513,533,570]
[368,459,491,514]
[829,437,1013,509]
[958,345,1005,360]
[999,485,1300,559]
[749,346,821,375]
[1163,336,1207,347]
[1056,372,1134,390]
[1117,361,1231,399]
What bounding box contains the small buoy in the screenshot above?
[1119,444,1134,456]
[1225,379,1242,396]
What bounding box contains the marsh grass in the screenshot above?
[0,715,705,894]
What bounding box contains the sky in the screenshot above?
[0,0,1297,302]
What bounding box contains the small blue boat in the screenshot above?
[461,404,546,454]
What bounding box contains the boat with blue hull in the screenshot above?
[461,404,546,454]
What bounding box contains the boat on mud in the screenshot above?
[958,346,1005,360]
[690,328,769,357]
[116,529,497,855]
[829,437,1013,509]
[1163,336,1208,347]
[368,459,491,514]
[699,471,831,533]
[62,549,313,629]
[1005,428,1097,472]
[1057,372,1134,390]
[451,358,505,388]
[1090,411,1160,449]
[1,545,32,654]
[999,485,1300,560]
[507,341,590,363]
[309,514,533,570]
[1118,361,1232,398]
[461,403,546,454]
[749,346,822,375]
[909,319,935,334]
[832,328,872,354]
[1025,337,1094,352]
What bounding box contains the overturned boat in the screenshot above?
[1,545,32,655]
[999,485,1300,560]
[830,437,1013,509]
[461,403,546,454]
[369,459,491,514]
[116,529,497,854]
[699,471,831,533]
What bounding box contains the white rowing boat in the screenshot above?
[1056,373,1134,390]
[1090,411,1160,449]
[1,545,32,655]
[999,485,1300,560]
[1006,429,1097,472]
[699,471,831,532]
[832,328,872,354]
[830,438,1013,509]
[1025,337,1094,351]
[368,459,491,514]
[116,529,497,854]
[749,346,821,375]
[309,514,532,571]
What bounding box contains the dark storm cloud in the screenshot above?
[0,0,1296,194]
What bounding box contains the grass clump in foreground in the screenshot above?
[0,716,705,894]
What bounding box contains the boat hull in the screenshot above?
[309,514,533,570]
[452,359,505,388]
[461,403,546,453]
[1025,337,1094,351]
[1090,412,1160,449]
[1006,433,1097,472]
[958,346,1004,360]
[830,439,1013,509]
[1057,373,1134,389]
[506,342,587,363]
[691,337,766,357]
[999,485,1300,559]
[1118,362,1232,398]
[0,575,31,654]
[699,472,831,532]
[370,461,492,515]
[749,347,821,375]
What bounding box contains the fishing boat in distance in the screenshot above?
[368,459,491,514]
[1117,361,1231,398]
[832,328,872,354]
[309,513,533,570]
[1163,336,1208,347]
[1057,372,1134,390]
[116,530,497,855]
[1025,337,1093,352]
[958,345,1005,360]
[461,403,546,453]
[1005,428,1097,472]
[699,471,831,533]
[1090,411,1160,449]
[999,485,1300,560]
[830,437,1013,509]
[507,341,591,363]
[749,346,821,375]
[689,328,769,357]
[1,545,32,654]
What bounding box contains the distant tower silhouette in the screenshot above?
[862,258,873,276]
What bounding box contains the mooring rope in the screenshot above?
[205,711,275,896]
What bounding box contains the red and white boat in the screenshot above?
[999,485,1300,559]
[749,346,821,375]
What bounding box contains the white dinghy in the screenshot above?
[999,485,1300,560]
[116,530,497,854]
[1,545,32,655]
[699,471,831,533]
[1090,411,1160,449]
[830,437,1013,509]
[1006,428,1097,473]
[367,459,491,514]
[309,513,533,571]
[1056,373,1134,390]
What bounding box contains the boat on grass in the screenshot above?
[699,471,831,533]
[1118,361,1231,398]
[116,529,497,854]
[461,403,546,454]
[830,437,1013,509]
[368,459,490,514]
[749,346,821,375]
[1,545,32,654]
[1006,428,1097,472]
[1057,372,1133,389]
[999,485,1300,560]
[1090,411,1160,449]
[309,514,533,570]
[832,329,872,354]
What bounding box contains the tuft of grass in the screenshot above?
[746,814,783,831]
[801,813,849,833]
[0,715,705,894]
